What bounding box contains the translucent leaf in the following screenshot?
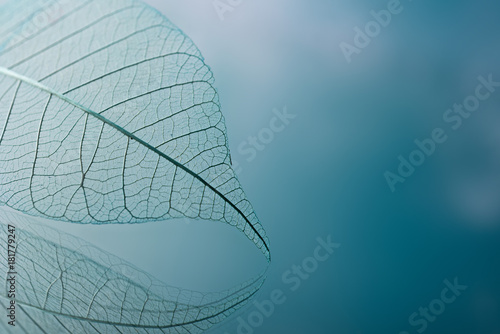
[0,0,269,259]
[0,206,266,333]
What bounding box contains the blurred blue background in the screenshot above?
[16,0,500,333]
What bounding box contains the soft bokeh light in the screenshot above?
[2,0,499,333]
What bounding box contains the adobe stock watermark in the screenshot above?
[340,0,416,64]
[213,0,244,21]
[385,74,500,192]
[235,106,296,173]
[1,0,69,50]
[399,277,467,334]
[223,235,341,334]
[180,106,294,226]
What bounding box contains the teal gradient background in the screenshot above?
[4,0,499,333]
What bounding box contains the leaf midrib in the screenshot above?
[0,66,270,259]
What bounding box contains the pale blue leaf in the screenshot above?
[0,0,269,259]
